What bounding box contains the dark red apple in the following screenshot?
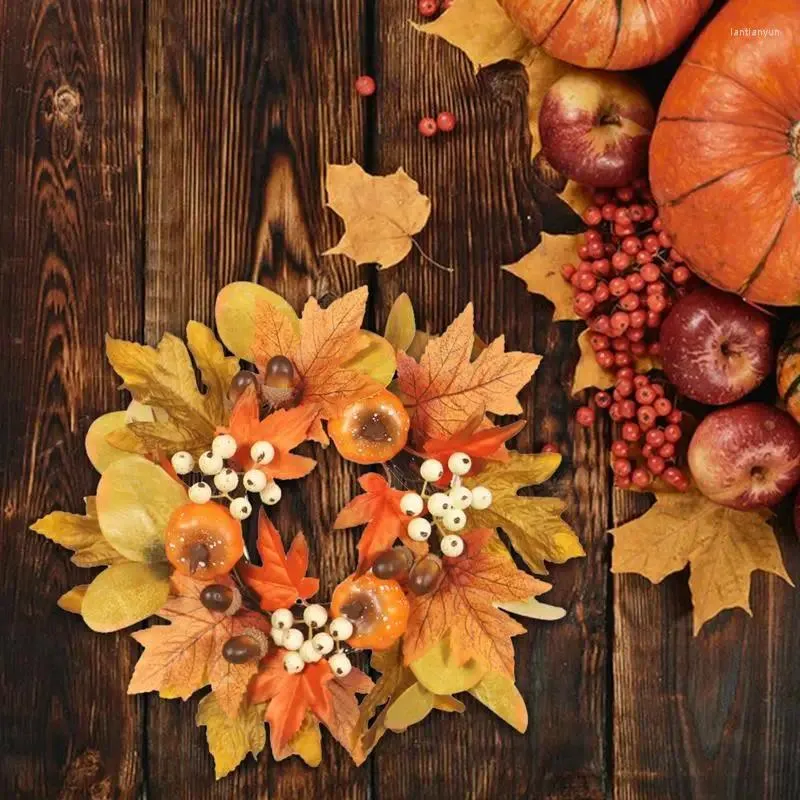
[795,492,800,537]
[538,72,654,188]
[659,286,773,405]
[688,403,800,509]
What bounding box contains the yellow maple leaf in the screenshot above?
[196,692,266,779]
[611,490,793,634]
[324,162,431,269]
[465,451,584,574]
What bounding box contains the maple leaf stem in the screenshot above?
[410,237,454,273]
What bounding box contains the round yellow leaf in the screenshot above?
[81,562,170,632]
[344,331,397,387]
[410,638,487,695]
[215,281,299,362]
[85,412,130,474]
[384,682,434,732]
[96,455,188,562]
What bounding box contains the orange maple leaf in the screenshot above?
[420,415,526,485]
[333,473,428,568]
[402,529,550,678]
[239,511,319,612]
[222,384,317,479]
[128,574,270,717]
[396,304,541,441]
[250,651,373,758]
[250,287,382,443]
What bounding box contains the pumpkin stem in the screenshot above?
[791,121,800,160]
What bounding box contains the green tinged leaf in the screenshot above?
[497,596,567,621]
[95,455,187,562]
[384,293,416,353]
[410,636,487,695]
[197,693,267,779]
[343,330,397,387]
[469,671,528,733]
[384,682,434,731]
[81,562,170,632]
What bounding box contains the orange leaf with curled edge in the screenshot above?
[239,511,319,612]
[396,304,541,442]
[127,573,270,718]
[402,529,551,678]
[333,473,428,569]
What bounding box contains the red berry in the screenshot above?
[636,386,656,405]
[628,204,644,221]
[595,391,612,409]
[612,336,630,352]
[418,0,439,16]
[561,263,576,281]
[626,273,645,292]
[613,458,633,477]
[662,466,684,486]
[622,236,641,255]
[594,191,611,205]
[574,293,595,318]
[615,475,632,489]
[646,281,666,295]
[610,311,630,334]
[614,208,631,225]
[653,216,664,232]
[647,294,667,313]
[643,234,660,253]
[578,259,593,272]
[633,375,649,389]
[355,75,376,96]
[592,258,611,277]
[640,263,660,282]
[611,251,631,271]
[587,241,605,259]
[630,341,647,356]
[609,403,623,422]
[609,277,628,297]
[621,421,641,442]
[646,311,662,329]
[642,205,656,221]
[585,228,602,244]
[637,405,657,429]
[578,244,591,260]
[616,378,634,397]
[616,186,635,203]
[626,327,645,343]
[541,443,559,453]
[658,231,673,248]
[583,206,602,226]
[669,248,684,263]
[596,349,615,369]
[577,272,597,292]
[590,333,610,352]
[576,406,595,427]
[418,116,437,137]
[442,0,455,7]
[616,367,635,380]
[611,440,629,458]
[615,351,633,368]
[667,409,683,425]
[664,424,682,443]
[631,467,653,488]
[614,223,635,237]
[647,455,666,476]
[601,203,617,221]
[620,399,637,419]
[591,315,611,334]
[620,292,640,312]
[658,442,676,459]
[672,265,690,284]
[636,250,653,265]
[645,428,665,448]
[653,397,672,417]
[641,443,654,457]
[436,111,457,132]
[629,309,647,329]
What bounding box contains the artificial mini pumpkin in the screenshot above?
[650,0,800,306]
[499,0,712,70]
[778,325,800,425]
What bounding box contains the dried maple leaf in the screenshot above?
[611,490,793,634]
[324,162,431,270]
[128,573,270,717]
[402,529,551,677]
[465,451,584,574]
[105,322,239,456]
[239,511,319,612]
[249,651,373,760]
[334,473,428,568]
[396,304,541,441]
[222,385,317,480]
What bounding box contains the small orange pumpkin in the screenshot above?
[778,326,800,425]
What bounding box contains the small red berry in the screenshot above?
[561,263,576,281]
[631,467,653,488]
[355,75,376,97]
[616,367,635,380]
[613,458,633,477]
[672,265,690,284]
[662,466,684,486]
[576,406,595,427]
[621,421,641,442]
[637,405,657,429]
[436,111,457,132]
[418,0,439,16]
[595,391,612,409]
[646,428,665,448]
[658,442,676,459]
[611,440,629,458]
[615,475,632,489]
[653,397,672,417]
[418,116,437,137]
[664,424,682,443]
[591,315,611,334]
[647,455,666,476]
[667,409,683,425]
[541,443,559,454]
[620,399,637,419]
[594,283,611,303]
[636,386,657,405]
[642,443,654,458]
[583,206,602,226]
[596,349,615,369]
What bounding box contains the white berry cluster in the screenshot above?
[400,451,494,558]
[270,604,354,677]
[170,433,282,520]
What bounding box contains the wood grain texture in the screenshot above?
[0,1,144,798]
[370,4,610,797]
[143,1,371,797]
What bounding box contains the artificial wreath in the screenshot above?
[32,281,582,777]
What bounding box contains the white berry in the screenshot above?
[299,639,322,664]
[229,497,252,520]
[442,507,467,532]
[260,481,282,506]
[407,517,432,542]
[171,451,194,475]
[271,628,285,647]
[243,468,268,493]
[399,492,424,517]
[312,632,335,655]
[420,458,444,483]
[213,468,239,494]
[303,604,328,628]
[328,651,352,677]
[448,452,472,476]
[188,482,212,504]
[283,651,305,674]
[282,628,304,651]
[271,608,294,630]
[427,492,451,517]
[470,486,493,510]
[198,450,224,476]
[211,433,238,460]
[250,440,275,465]
[329,616,354,641]
[448,486,473,510]
[441,534,465,558]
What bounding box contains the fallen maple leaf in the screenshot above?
[239,511,319,612]
[324,162,431,270]
[222,385,317,480]
[396,304,541,441]
[105,322,239,456]
[611,490,793,634]
[128,573,270,717]
[402,529,551,677]
[465,451,584,574]
[334,473,428,567]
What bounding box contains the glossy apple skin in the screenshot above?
[660,286,774,405]
[688,403,800,510]
[539,71,654,187]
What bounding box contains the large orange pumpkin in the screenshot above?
[499,0,713,70]
[650,0,800,306]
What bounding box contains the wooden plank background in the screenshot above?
[1,1,798,798]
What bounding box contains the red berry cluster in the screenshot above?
[567,180,692,492]
[418,112,457,137]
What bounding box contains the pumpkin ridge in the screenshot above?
[737,196,795,296]
[541,0,580,48]
[603,0,625,69]
[665,153,789,208]
[782,374,800,406]
[656,116,788,136]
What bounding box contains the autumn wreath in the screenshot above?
[32,281,582,776]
